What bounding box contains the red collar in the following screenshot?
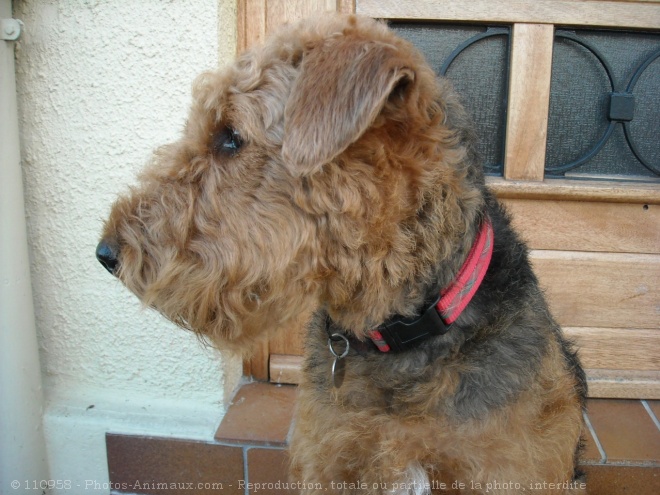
[368,218,494,352]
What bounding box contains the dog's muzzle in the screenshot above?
[96,238,120,275]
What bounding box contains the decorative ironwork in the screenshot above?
[439,27,510,76]
[438,27,510,174]
[546,31,660,176]
[393,23,659,179]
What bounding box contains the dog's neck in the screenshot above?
[326,216,494,353]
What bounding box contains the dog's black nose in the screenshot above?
[96,239,120,275]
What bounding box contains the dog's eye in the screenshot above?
[213,126,243,157]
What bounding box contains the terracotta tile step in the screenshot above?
[214,382,297,447]
[106,383,660,495]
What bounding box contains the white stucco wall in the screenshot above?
[13,0,240,489]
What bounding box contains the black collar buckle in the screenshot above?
[376,294,451,352]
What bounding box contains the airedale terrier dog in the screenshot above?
[97,14,587,494]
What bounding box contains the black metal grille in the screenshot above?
[390,23,510,175]
[389,22,660,181]
[546,30,660,179]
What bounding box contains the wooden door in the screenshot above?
[237,0,660,399]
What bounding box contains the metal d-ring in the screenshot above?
[328,333,350,359]
[328,333,350,388]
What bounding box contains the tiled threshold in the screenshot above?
[107,383,660,495]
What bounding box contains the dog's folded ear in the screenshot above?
[282,34,414,175]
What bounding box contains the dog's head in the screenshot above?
[97,14,484,353]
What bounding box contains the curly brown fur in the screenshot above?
[98,14,586,494]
